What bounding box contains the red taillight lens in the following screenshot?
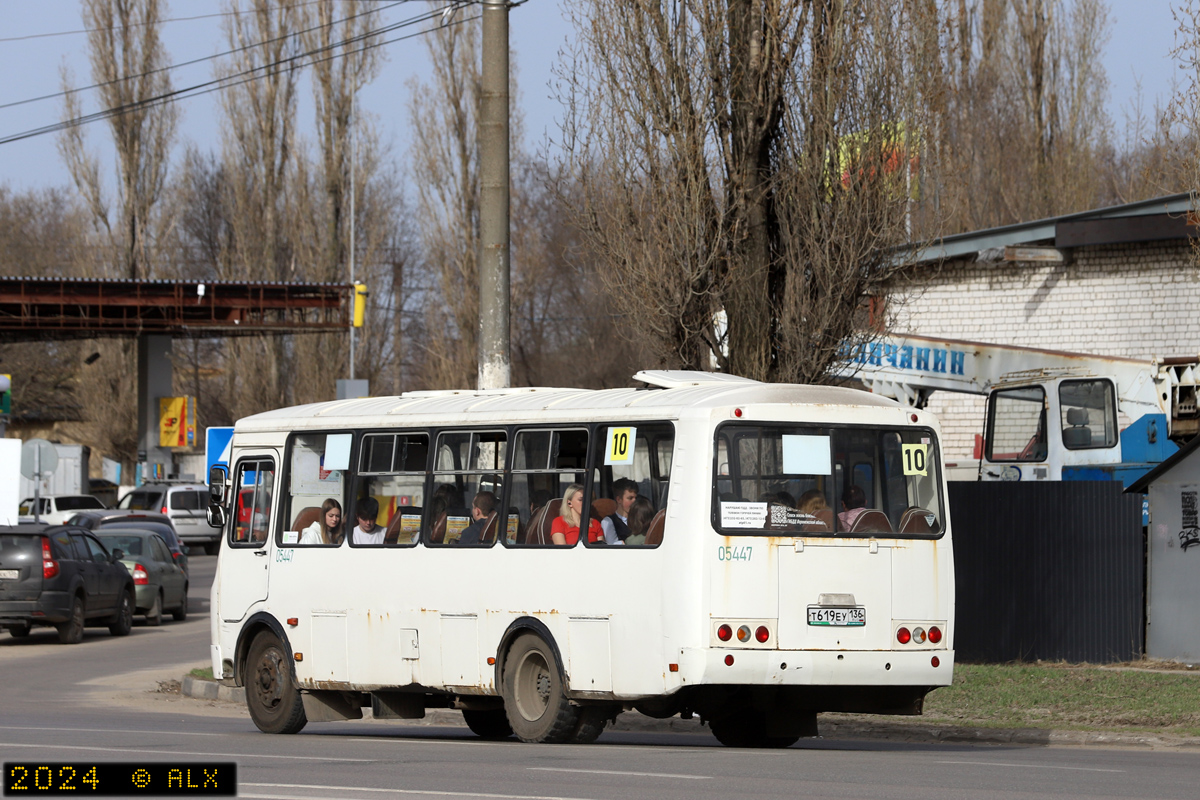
[931,656,941,668]
[896,626,911,645]
[132,564,148,585]
[41,536,59,580]
[928,626,942,644]
[724,654,735,666]
[717,624,732,642]
[736,625,752,643]
[755,626,770,643]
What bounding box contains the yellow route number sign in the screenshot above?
[604,426,637,466]
[901,443,928,476]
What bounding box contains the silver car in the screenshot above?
[118,483,220,555]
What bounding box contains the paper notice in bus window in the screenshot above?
[445,515,469,544]
[507,514,519,544]
[604,427,637,465]
[721,502,769,528]
[281,530,299,544]
[325,433,353,471]
[782,434,831,475]
[902,443,929,476]
[400,514,421,534]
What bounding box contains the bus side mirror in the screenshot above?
[207,505,227,529]
[209,465,228,505]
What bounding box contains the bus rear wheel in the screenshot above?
[709,709,807,749]
[502,633,600,743]
[246,631,307,734]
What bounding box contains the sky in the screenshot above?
[0,0,1186,195]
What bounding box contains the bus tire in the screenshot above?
[567,706,609,744]
[462,708,513,739]
[501,633,581,743]
[246,631,307,734]
[709,710,801,749]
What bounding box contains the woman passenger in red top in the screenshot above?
[551,483,602,546]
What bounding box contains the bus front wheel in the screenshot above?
[502,633,603,744]
[246,631,307,734]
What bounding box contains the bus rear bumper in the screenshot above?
[678,647,954,689]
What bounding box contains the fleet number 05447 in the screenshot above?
[717,545,752,561]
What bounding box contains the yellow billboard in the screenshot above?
[159,396,196,448]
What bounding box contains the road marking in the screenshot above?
[0,742,373,762]
[528,767,711,780]
[935,760,1125,773]
[243,783,605,800]
[0,725,227,737]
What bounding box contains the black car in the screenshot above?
[65,511,189,575]
[0,524,135,643]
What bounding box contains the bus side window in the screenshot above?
[230,459,275,546]
[591,423,673,547]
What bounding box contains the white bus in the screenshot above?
[208,370,954,747]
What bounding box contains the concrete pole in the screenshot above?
[477,0,511,390]
[349,90,357,381]
[137,335,174,483]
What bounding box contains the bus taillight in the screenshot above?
[717,624,732,642]
[736,625,752,643]
[896,627,911,645]
[755,626,769,643]
[928,625,943,644]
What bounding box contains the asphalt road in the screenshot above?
[3,554,1200,800]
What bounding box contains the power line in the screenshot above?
[0,7,477,148]
[0,0,411,112]
[0,0,405,43]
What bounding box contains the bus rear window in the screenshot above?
[713,424,944,537]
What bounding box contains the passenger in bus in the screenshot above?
[551,483,602,545]
[798,490,828,516]
[601,478,638,546]
[456,491,497,546]
[352,496,385,545]
[837,484,867,530]
[623,495,655,546]
[429,483,465,521]
[299,498,344,545]
[528,488,554,516]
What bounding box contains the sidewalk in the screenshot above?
[179,673,1200,749]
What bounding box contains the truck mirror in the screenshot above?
[209,465,228,504]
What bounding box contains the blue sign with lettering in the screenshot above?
[205,427,235,483]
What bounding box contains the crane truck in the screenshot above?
[836,335,1200,487]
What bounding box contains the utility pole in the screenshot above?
[477,0,511,390]
[348,90,357,381]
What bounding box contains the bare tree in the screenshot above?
[58,0,178,279]
[556,0,940,382]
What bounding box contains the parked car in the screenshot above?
[17,495,106,525]
[117,483,220,555]
[93,529,187,625]
[0,524,134,643]
[64,511,189,576]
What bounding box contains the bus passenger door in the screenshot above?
[219,454,279,622]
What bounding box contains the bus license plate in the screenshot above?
[807,606,865,626]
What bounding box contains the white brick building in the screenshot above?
[885,193,1199,464]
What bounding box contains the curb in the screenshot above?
[177,676,1200,749]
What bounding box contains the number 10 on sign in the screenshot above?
[605,427,637,465]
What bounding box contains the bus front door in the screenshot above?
[219,453,279,622]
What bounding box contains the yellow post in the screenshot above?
[353,283,368,328]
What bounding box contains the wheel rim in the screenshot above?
[513,648,552,722]
[252,646,286,715]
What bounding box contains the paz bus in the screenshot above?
[207,370,954,746]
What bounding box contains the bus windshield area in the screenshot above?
[713,424,944,537]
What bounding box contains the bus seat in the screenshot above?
[429,513,447,544]
[525,499,560,545]
[800,507,833,532]
[643,509,666,546]
[898,506,936,534]
[481,511,500,544]
[384,506,422,545]
[291,507,322,532]
[850,510,893,534]
[592,497,617,520]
